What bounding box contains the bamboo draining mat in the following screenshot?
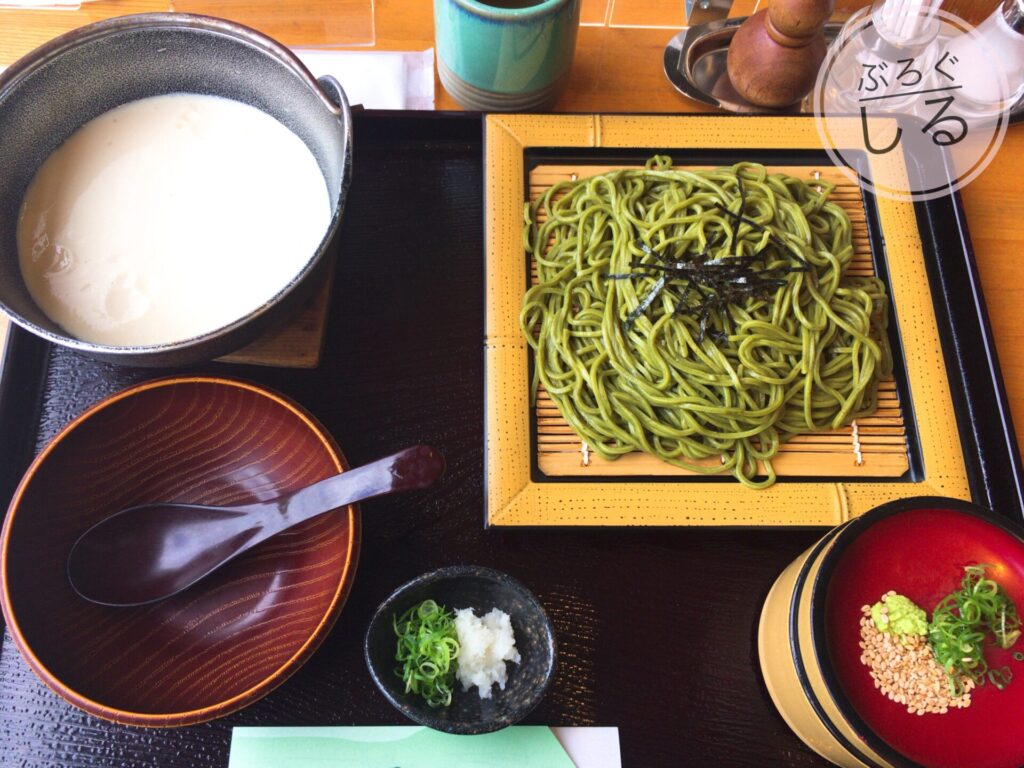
[528,163,910,480]
[484,114,970,526]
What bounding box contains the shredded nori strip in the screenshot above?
[609,235,809,342]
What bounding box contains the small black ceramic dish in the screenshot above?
[365,565,555,735]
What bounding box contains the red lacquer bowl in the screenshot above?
[0,377,360,726]
[819,499,1024,768]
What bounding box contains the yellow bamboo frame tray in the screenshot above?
[484,114,970,527]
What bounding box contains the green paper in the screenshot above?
[229,726,576,768]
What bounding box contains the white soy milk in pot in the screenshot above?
[17,93,331,346]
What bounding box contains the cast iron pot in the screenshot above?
[0,14,352,366]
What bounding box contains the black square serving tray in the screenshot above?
[0,111,1020,767]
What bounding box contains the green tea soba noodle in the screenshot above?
[519,157,892,489]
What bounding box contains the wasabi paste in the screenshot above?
[870,592,928,636]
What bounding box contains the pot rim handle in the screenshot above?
[316,75,352,121]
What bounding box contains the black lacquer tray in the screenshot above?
[0,112,1020,767]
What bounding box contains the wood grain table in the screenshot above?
[2,1,1020,450]
[0,3,1020,768]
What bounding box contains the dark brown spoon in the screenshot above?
[67,445,444,607]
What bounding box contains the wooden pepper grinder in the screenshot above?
[726,0,835,108]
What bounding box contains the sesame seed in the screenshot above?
[857,603,972,715]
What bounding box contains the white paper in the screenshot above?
[552,727,622,768]
[294,48,435,111]
[227,726,617,768]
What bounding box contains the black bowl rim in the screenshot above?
[0,12,352,359]
[808,495,1024,768]
[363,564,557,735]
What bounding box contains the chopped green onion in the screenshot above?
[928,565,1021,695]
[988,666,1013,690]
[393,599,460,708]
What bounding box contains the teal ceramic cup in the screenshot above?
[434,0,581,111]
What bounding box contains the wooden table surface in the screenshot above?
[2,2,1021,452]
[0,3,1021,766]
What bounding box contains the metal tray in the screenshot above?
[664,17,1024,121]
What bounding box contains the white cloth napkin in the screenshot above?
[0,35,435,110]
[0,49,434,109]
[294,48,434,111]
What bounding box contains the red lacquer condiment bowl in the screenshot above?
[760,496,1024,768]
[0,377,360,726]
